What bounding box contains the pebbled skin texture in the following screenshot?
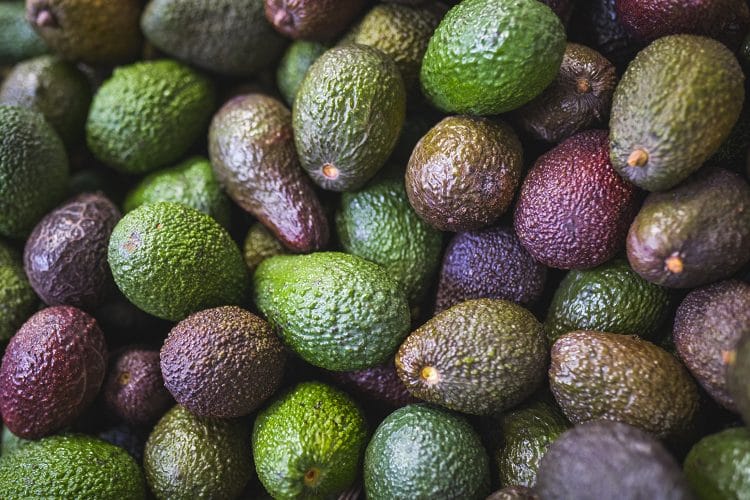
[243,222,287,272]
[435,225,547,312]
[549,330,700,439]
[293,44,406,192]
[396,299,547,416]
[277,40,328,107]
[626,168,750,288]
[142,0,287,77]
[161,306,285,418]
[108,202,247,322]
[0,306,107,439]
[253,252,410,371]
[86,60,215,174]
[332,360,418,408]
[209,94,329,252]
[364,404,490,500]
[487,485,538,500]
[0,241,37,342]
[684,427,750,499]
[535,421,691,500]
[514,130,640,270]
[104,347,173,426]
[420,0,566,115]
[24,192,121,311]
[253,382,367,499]
[264,0,366,40]
[0,3,47,66]
[144,405,252,500]
[674,280,750,411]
[609,35,745,191]
[0,434,146,499]
[729,335,750,425]
[406,116,523,232]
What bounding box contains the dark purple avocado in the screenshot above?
[332,361,418,408]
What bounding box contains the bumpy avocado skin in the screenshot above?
[684,427,750,500]
[0,242,37,342]
[277,40,327,107]
[242,222,287,272]
[264,0,367,41]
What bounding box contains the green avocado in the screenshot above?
[242,222,287,273]
[683,427,750,500]
[0,241,37,342]
[0,2,47,66]
[276,40,327,107]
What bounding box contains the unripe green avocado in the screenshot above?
[0,242,37,342]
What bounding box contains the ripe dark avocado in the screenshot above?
[406,116,523,232]
[626,168,750,288]
[684,427,750,499]
[568,0,641,69]
[142,0,287,77]
[396,299,547,415]
[98,424,148,463]
[264,0,366,40]
[514,130,639,270]
[435,225,547,312]
[488,486,538,500]
[0,3,47,66]
[0,241,37,342]
[103,347,173,426]
[276,40,327,107]
[332,361,418,408]
[0,306,106,439]
[293,44,406,192]
[609,35,744,191]
[514,43,616,144]
[23,192,121,311]
[242,222,287,272]
[549,330,699,439]
[535,420,691,500]
[209,94,329,252]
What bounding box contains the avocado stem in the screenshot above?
[627,149,649,167]
[322,163,339,180]
[665,254,684,274]
[35,9,57,28]
[304,467,321,487]
[420,366,440,384]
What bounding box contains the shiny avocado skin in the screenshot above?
[0,3,48,65]
[684,427,750,499]
[276,40,327,107]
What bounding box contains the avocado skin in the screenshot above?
[332,361,418,408]
[0,242,37,342]
[488,486,539,500]
[569,0,641,69]
[0,3,47,66]
[253,252,410,371]
[626,168,750,288]
[277,40,327,107]
[406,116,523,232]
[98,424,148,463]
[242,222,287,272]
[264,0,367,40]
[209,94,329,252]
[609,35,744,191]
[142,0,286,77]
[396,299,547,416]
[549,330,699,439]
[436,226,547,312]
[0,306,107,439]
[24,192,121,311]
[684,427,750,500]
[0,105,69,239]
[514,130,639,270]
[535,420,691,500]
[728,336,750,425]
[0,434,145,499]
[364,404,490,500]
[293,44,406,192]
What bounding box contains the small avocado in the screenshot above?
[549,330,699,439]
[0,3,47,66]
[332,360,418,408]
[435,225,547,312]
[396,299,547,415]
[0,241,37,342]
[264,0,367,40]
[144,405,252,500]
[406,116,523,232]
[108,202,247,322]
[103,347,173,426]
[684,427,750,499]
[364,404,490,500]
[609,35,744,191]
[293,44,406,191]
[0,306,107,439]
[626,168,750,288]
[488,486,538,500]
[242,222,287,272]
[514,130,640,270]
[253,381,367,499]
[209,94,329,252]
[535,420,691,500]
[276,40,327,107]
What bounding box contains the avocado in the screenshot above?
[0,2,47,66]
[0,105,69,239]
[364,404,490,500]
[336,177,442,305]
[435,225,547,312]
[277,40,327,107]
[396,299,547,415]
[144,405,252,500]
[514,43,617,143]
[1,426,30,457]
[209,94,329,252]
[420,0,566,115]
[98,424,148,463]
[728,336,750,425]
[26,0,142,65]
[0,434,145,499]
[0,306,107,439]
[108,202,247,322]
[626,168,750,288]
[87,59,215,174]
[488,486,538,500]
[253,381,367,499]
[142,0,287,77]
[264,0,367,40]
[514,130,639,270]
[406,116,523,232]
[23,192,121,311]
[332,360,418,408]
[569,0,641,69]
[609,35,744,191]
[243,222,287,272]
[103,347,173,426]
[0,241,37,342]
[535,420,691,500]
[545,258,671,344]
[549,330,700,439]
[683,427,750,499]
[293,44,406,191]
[253,252,410,371]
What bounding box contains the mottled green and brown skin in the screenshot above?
[242,222,287,272]
[684,427,750,499]
[264,0,367,41]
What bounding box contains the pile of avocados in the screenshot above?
[1,0,750,498]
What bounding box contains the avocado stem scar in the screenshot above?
[575,78,591,94]
[665,253,684,274]
[722,350,737,366]
[304,467,321,487]
[420,366,440,384]
[322,163,339,180]
[627,149,649,167]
